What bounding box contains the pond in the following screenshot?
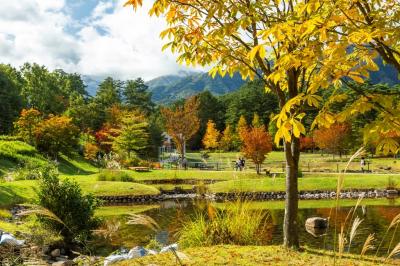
[94,198,400,257]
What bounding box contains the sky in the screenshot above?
[0,0,197,81]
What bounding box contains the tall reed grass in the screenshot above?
[178,200,269,248]
[329,147,400,264]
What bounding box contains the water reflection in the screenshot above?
[96,199,400,257]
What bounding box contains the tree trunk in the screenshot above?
[256,163,260,175]
[283,137,300,248]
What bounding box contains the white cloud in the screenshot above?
[0,0,200,80]
[0,0,78,71]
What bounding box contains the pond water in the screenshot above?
[94,198,400,257]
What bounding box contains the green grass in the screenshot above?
[213,198,400,210]
[186,151,400,173]
[0,179,159,208]
[116,245,396,266]
[208,174,400,193]
[123,169,261,181]
[77,180,159,196]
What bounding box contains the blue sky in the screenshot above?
[0,0,197,80]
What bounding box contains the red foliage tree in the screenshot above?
[300,136,314,152]
[241,126,273,174]
[313,123,351,157]
[94,125,119,153]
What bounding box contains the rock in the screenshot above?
[387,190,398,196]
[0,233,25,247]
[52,261,74,266]
[51,248,61,257]
[160,243,178,253]
[305,217,328,229]
[305,225,327,237]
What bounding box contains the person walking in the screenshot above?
[360,157,366,173]
[235,158,242,171]
[240,158,246,170]
[182,157,188,170]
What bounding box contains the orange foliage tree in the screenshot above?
[202,120,220,150]
[161,97,200,157]
[241,126,273,174]
[313,123,351,157]
[35,115,80,158]
[14,108,43,145]
[300,136,314,152]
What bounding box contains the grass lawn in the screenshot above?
[186,151,400,173]
[123,169,261,181]
[208,174,400,193]
[213,198,400,210]
[116,245,397,266]
[0,179,160,208]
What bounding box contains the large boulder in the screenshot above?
[305,217,328,237]
[305,217,328,229]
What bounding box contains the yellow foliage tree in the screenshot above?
[252,113,262,128]
[124,0,393,248]
[219,125,235,151]
[237,115,248,141]
[202,120,220,150]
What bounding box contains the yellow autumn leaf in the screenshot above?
[124,0,143,9]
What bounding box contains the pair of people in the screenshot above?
[235,158,245,171]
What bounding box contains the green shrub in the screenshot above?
[13,161,49,180]
[97,170,134,182]
[37,165,99,246]
[0,135,23,141]
[179,200,268,248]
[121,157,140,167]
[200,150,210,159]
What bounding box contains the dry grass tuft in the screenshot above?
[387,242,400,260]
[126,214,160,232]
[361,233,375,257]
[16,204,64,226]
[348,216,363,251]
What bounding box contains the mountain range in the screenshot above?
[84,60,399,104]
[145,71,246,104]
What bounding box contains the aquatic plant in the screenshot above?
[178,200,269,248]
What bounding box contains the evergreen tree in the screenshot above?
[123,78,154,115]
[0,66,23,134]
[112,113,149,158]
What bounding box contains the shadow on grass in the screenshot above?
[0,186,27,208]
[304,247,381,264]
[57,157,97,176]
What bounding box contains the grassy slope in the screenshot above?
[208,174,400,193]
[116,245,398,266]
[0,141,160,208]
[1,141,399,208]
[0,179,159,208]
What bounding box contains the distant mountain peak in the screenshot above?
[145,71,246,104]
